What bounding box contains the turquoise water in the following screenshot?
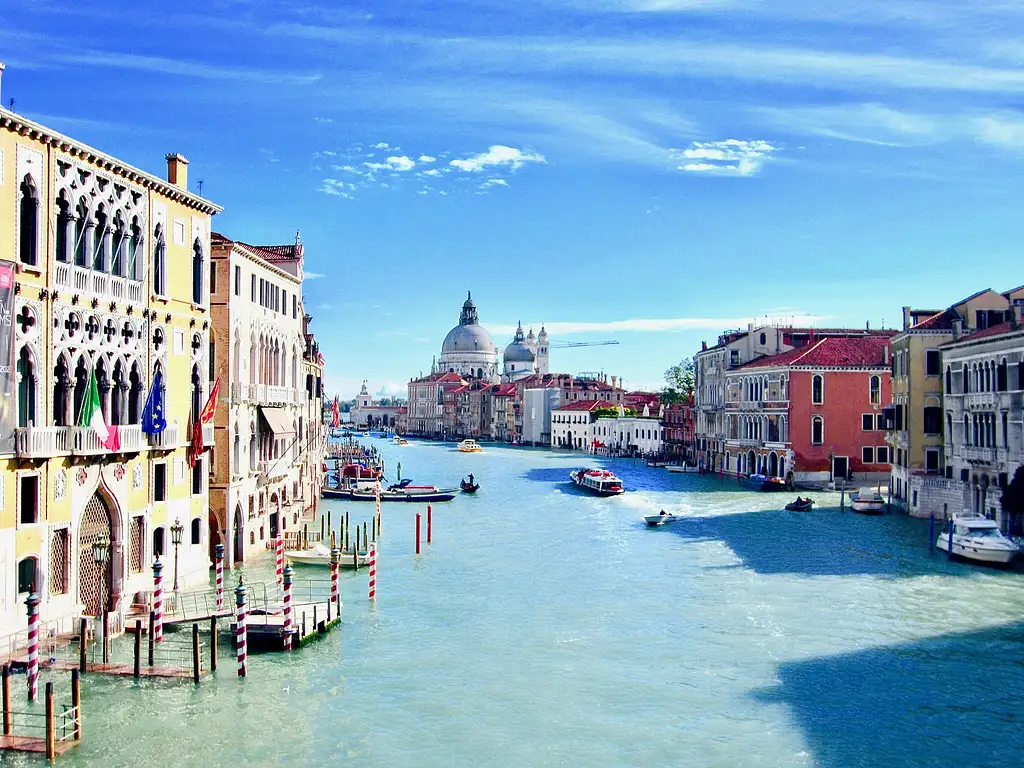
[20,440,1024,767]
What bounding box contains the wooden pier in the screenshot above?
[240,600,340,651]
[0,669,81,762]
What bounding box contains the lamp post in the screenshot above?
[828,448,835,484]
[91,535,109,617]
[170,518,184,592]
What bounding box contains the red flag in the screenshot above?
[200,377,221,424]
[331,395,341,428]
[188,413,203,468]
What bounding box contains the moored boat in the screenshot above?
[936,514,1020,564]
[287,543,371,568]
[849,488,885,514]
[458,439,483,453]
[569,468,625,497]
[742,474,787,492]
[647,459,672,468]
[323,486,457,502]
[666,463,699,474]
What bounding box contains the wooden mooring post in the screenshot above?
[2,665,10,736]
[78,619,87,674]
[71,670,81,742]
[147,611,155,667]
[133,621,142,679]
[192,624,201,684]
[840,480,847,512]
[210,617,218,672]
[45,682,55,762]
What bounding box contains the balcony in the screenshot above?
[15,426,70,458]
[147,424,180,450]
[70,425,143,455]
[962,446,996,463]
[965,392,996,409]
[53,263,143,306]
[254,385,294,406]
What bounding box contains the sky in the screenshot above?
[2,0,1024,397]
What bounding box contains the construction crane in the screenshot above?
[548,340,619,348]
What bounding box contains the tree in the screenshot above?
[661,359,695,404]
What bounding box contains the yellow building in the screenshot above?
[0,97,221,638]
[888,287,1024,515]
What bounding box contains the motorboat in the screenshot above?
[666,463,699,474]
[361,431,371,438]
[936,514,1020,564]
[785,497,815,512]
[569,468,625,497]
[850,488,885,514]
[460,478,480,493]
[286,542,371,568]
[458,439,483,453]
[644,511,681,526]
[742,474,787,492]
[323,486,457,502]
[647,459,672,468]
[393,436,409,445]
[386,479,447,496]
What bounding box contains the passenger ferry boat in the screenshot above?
[936,514,1020,564]
[569,468,625,497]
[458,439,483,453]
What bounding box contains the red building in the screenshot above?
[724,335,894,484]
[662,398,695,462]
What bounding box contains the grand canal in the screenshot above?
[31,440,1024,767]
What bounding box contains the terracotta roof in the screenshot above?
[910,309,957,330]
[740,335,891,370]
[212,232,302,263]
[942,321,1023,346]
[492,384,517,396]
[409,372,466,384]
[554,400,616,412]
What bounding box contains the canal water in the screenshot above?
[25,440,1024,767]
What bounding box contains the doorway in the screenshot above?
[78,493,114,617]
[233,504,244,564]
[832,456,849,482]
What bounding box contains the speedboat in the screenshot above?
[644,511,681,526]
[569,468,625,497]
[785,497,814,512]
[458,439,483,453]
[286,542,371,568]
[743,474,787,492]
[850,488,885,514]
[666,463,699,474]
[393,436,409,445]
[936,514,1020,564]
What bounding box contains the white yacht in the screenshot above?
[936,514,1020,565]
[850,488,885,514]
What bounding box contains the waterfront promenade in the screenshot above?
[35,439,1024,767]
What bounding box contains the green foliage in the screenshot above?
[594,406,635,419]
[661,358,695,403]
[1002,466,1024,515]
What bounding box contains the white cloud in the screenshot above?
[386,155,416,171]
[418,155,437,163]
[373,142,393,149]
[313,116,334,124]
[450,145,547,172]
[421,168,443,177]
[318,179,354,198]
[480,178,510,189]
[671,139,777,176]
[304,271,326,279]
[489,313,828,335]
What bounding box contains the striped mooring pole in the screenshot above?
[235,580,247,677]
[26,593,40,701]
[214,543,225,611]
[375,480,382,540]
[368,541,377,602]
[275,529,284,588]
[282,564,294,651]
[330,548,340,607]
[152,557,164,643]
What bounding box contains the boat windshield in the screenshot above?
[964,526,1001,538]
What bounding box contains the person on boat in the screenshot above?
[660,509,669,516]
[468,473,475,486]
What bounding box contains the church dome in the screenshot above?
[440,291,495,355]
[504,323,536,364]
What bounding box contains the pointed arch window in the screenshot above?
[129,217,143,281]
[19,175,39,267]
[129,362,144,424]
[192,239,204,305]
[111,359,126,426]
[93,206,108,272]
[53,355,71,427]
[17,346,36,427]
[191,364,203,423]
[74,199,89,267]
[153,224,167,297]
[55,192,72,263]
[111,213,126,277]
[73,356,89,423]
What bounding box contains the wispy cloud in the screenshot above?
[671,139,778,176]
[304,271,326,280]
[489,314,828,335]
[449,145,546,172]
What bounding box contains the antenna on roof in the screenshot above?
[197,179,205,196]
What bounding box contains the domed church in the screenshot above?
[432,293,549,382]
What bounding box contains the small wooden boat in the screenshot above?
[850,488,885,514]
[644,512,681,526]
[460,479,480,493]
[458,439,483,453]
[570,468,625,497]
[785,497,814,512]
[323,486,457,502]
[286,543,371,568]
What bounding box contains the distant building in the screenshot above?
[662,400,695,463]
[350,381,403,428]
[594,414,663,456]
[551,400,616,450]
[406,372,466,437]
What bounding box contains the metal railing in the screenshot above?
[0,615,82,666]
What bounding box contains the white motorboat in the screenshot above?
[458,439,483,453]
[286,542,372,568]
[936,514,1020,564]
[570,468,625,496]
[666,463,699,474]
[644,512,681,526]
[850,488,885,514]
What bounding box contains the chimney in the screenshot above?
[1012,304,1022,330]
[701,341,707,351]
[165,153,189,190]
[902,306,912,331]
[952,318,963,340]
[883,344,889,365]
[866,320,870,331]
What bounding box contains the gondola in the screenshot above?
[460,479,480,494]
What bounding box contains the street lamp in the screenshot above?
[828,448,835,484]
[170,518,184,592]
[91,535,109,617]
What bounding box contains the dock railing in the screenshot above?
[0,667,82,761]
[0,615,82,667]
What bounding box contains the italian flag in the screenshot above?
[79,370,119,451]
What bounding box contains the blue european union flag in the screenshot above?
[141,370,167,435]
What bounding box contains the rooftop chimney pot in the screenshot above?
[165,153,189,190]
[902,306,912,331]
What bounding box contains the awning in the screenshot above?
[258,406,295,436]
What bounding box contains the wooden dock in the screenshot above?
[240,601,340,651]
[41,659,199,679]
[0,734,76,757]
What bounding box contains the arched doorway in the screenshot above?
[768,452,779,478]
[233,504,244,564]
[78,493,115,616]
[747,450,756,475]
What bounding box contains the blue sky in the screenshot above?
[3,0,1024,396]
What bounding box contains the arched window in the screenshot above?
[153,224,167,296]
[55,192,71,263]
[191,364,202,423]
[191,517,202,545]
[111,359,126,426]
[17,346,36,428]
[93,205,108,272]
[17,557,37,594]
[232,335,241,385]
[53,355,71,427]
[962,363,969,393]
[249,424,257,471]
[153,527,165,558]
[869,375,881,405]
[233,426,240,475]
[945,366,952,394]
[128,216,142,280]
[997,359,1008,392]
[19,175,39,266]
[811,375,823,405]
[477,367,483,379]
[946,412,953,441]
[1019,360,1024,390]
[128,363,144,424]
[192,239,204,305]
[110,213,126,277]
[73,356,89,424]
[95,357,110,423]
[811,416,823,445]
[74,199,89,267]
